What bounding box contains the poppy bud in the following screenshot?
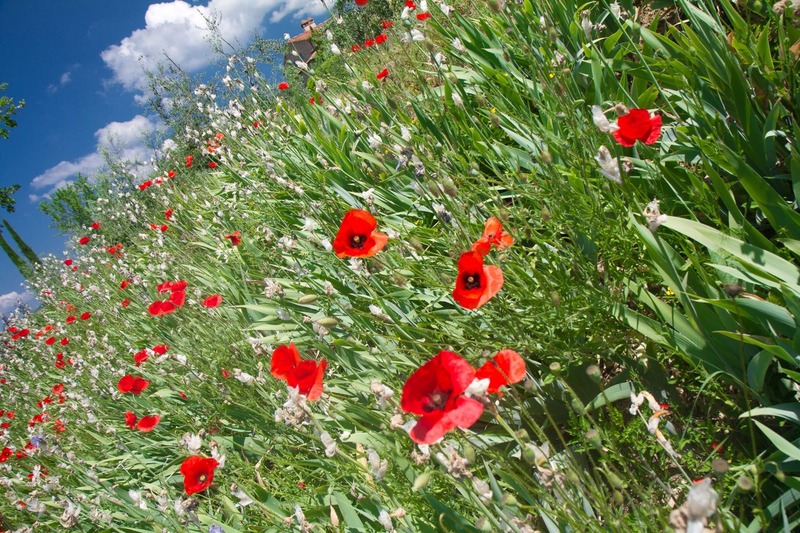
[475,518,493,532]
[501,493,518,507]
[316,317,339,327]
[549,361,561,374]
[462,443,476,464]
[515,429,530,442]
[585,428,602,450]
[604,469,625,490]
[612,490,624,506]
[586,364,601,383]
[412,471,432,491]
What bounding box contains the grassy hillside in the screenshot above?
[2,0,800,531]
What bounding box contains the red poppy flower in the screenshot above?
[120,279,130,290]
[405,0,417,7]
[148,300,177,316]
[277,81,289,90]
[417,12,431,20]
[224,231,241,246]
[185,155,194,167]
[365,38,375,47]
[134,349,149,367]
[475,350,526,394]
[355,0,368,5]
[351,44,362,53]
[125,410,137,430]
[66,315,76,325]
[201,294,222,308]
[153,344,169,355]
[91,222,101,230]
[80,312,91,320]
[612,109,662,147]
[79,236,90,245]
[286,359,327,401]
[60,337,69,346]
[157,280,187,293]
[472,217,514,256]
[63,259,73,266]
[271,343,302,381]
[117,375,150,395]
[208,161,218,169]
[121,299,131,307]
[45,337,55,346]
[139,180,152,191]
[452,251,504,310]
[332,209,388,258]
[221,368,231,379]
[180,455,219,495]
[376,33,388,44]
[137,414,160,432]
[401,351,484,444]
[52,383,64,395]
[377,68,389,80]
[169,290,186,308]
[167,170,176,178]
[165,209,173,221]
[382,20,393,29]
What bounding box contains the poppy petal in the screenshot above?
[271,343,301,380]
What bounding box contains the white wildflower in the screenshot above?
[370,380,394,409]
[452,37,465,52]
[465,378,490,399]
[643,198,668,232]
[411,29,425,41]
[367,449,389,481]
[330,43,341,55]
[295,60,309,71]
[128,490,147,510]
[591,105,618,133]
[594,145,622,184]
[378,509,395,532]
[182,433,202,454]
[401,126,412,142]
[232,485,254,508]
[369,304,392,322]
[581,10,593,39]
[362,81,375,92]
[452,93,464,107]
[320,431,337,457]
[438,2,452,16]
[233,369,256,386]
[368,132,382,150]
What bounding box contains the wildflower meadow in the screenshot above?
[2,0,800,531]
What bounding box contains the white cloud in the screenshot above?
[47,65,79,94]
[0,291,35,315]
[30,115,161,199]
[101,0,327,93]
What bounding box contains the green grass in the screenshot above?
[1,0,800,531]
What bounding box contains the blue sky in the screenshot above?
[0,0,328,315]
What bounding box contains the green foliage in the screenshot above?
[0,227,31,278]
[2,219,40,265]
[38,174,99,235]
[0,184,20,213]
[0,82,24,140]
[3,1,800,531]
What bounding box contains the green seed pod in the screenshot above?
[522,444,538,465]
[413,471,432,492]
[613,491,624,506]
[316,317,339,327]
[298,294,318,304]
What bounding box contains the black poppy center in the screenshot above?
[463,272,482,290]
[423,388,452,412]
[350,234,367,249]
